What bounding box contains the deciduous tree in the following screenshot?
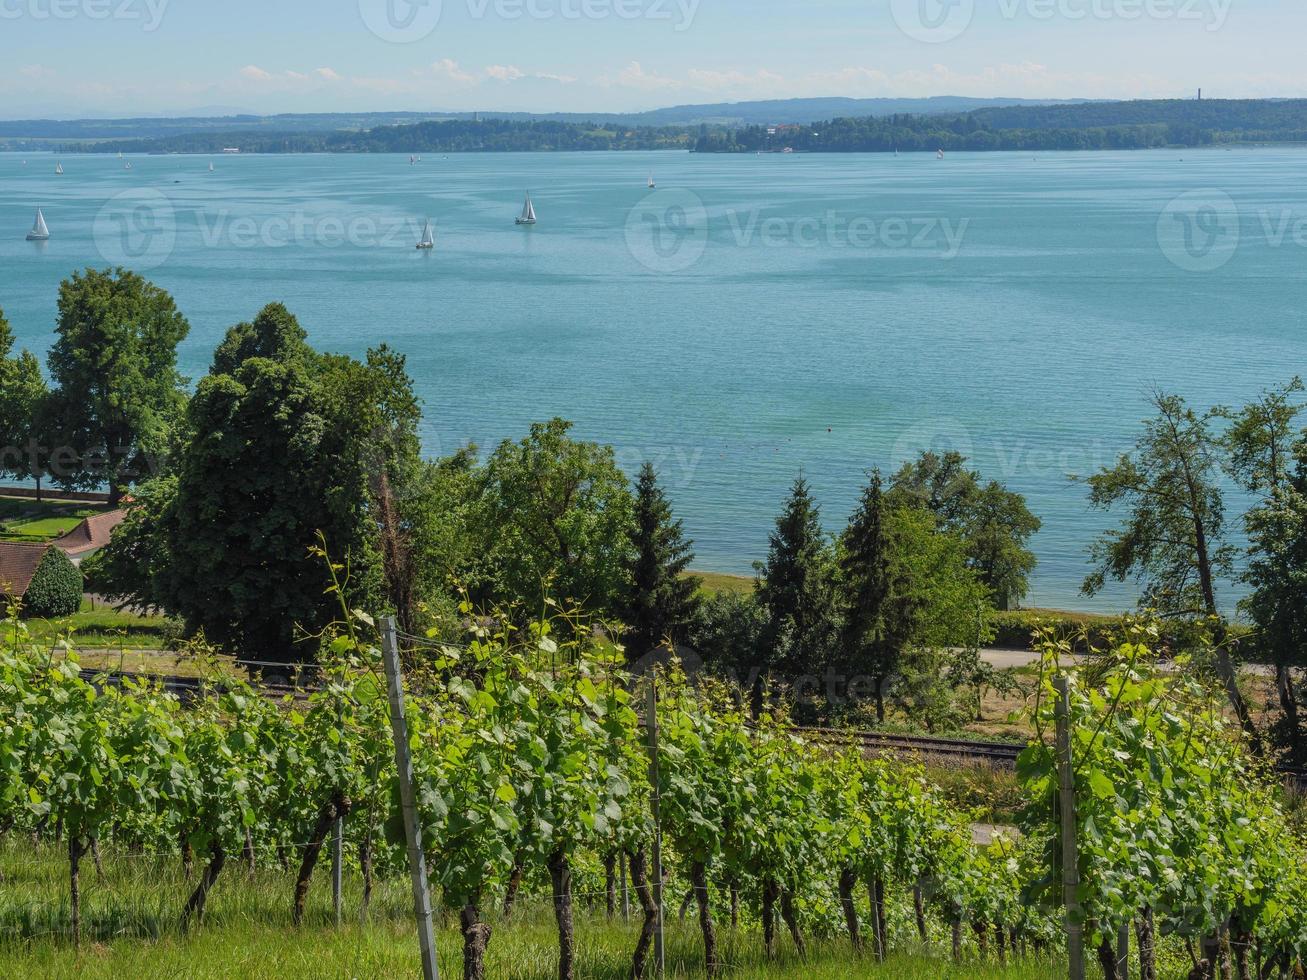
[44,268,190,505]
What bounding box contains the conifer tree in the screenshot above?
[839,470,919,722]
[621,462,701,662]
[757,475,835,676]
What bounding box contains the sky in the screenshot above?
[1,0,1305,118]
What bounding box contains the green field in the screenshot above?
[690,570,755,597]
[0,496,109,544]
[15,599,173,651]
[0,842,1063,980]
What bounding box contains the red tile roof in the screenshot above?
[54,509,127,557]
[0,542,53,597]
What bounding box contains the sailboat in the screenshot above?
[124,161,132,170]
[416,219,434,250]
[648,174,656,189]
[936,149,945,160]
[515,192,537,226]
[55,162,63,175]
[26,207,50,241]
[409,155,416,165]
[208,162,215,173]
[117,151,123,159]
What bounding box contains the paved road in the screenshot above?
[979,646,1274,677]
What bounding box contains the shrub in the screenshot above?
[23,548,83,618]
[990,608,1251,655]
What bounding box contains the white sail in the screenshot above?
[416,219,434,249]
[208,162,215,172]
[26,207,50,241]
[55,162,63,175]
[648,174,655,188]
[516,193,536,225]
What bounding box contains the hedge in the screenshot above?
[23,548,83,618]
[989,608,1250,654]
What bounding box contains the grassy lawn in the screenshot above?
[14,599,173,652]
[0,842,1065,980]
[690,570,755,596]
[0,495,111,543]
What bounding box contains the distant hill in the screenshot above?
[0,97,1081,143]
[570,97,1086,126]
[16,97,1307,156]
[971,98,1307,134]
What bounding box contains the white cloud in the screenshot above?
[18,65,55,80]
[239,65,273,82]
[430,59,475,84]
[486,65,526,82]
[315,67,342,81]
[604,61,680,92]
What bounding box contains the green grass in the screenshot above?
[0,496,111,544]
[0,842,1065,979]
[5,516,84,538]
[690,571,755,597]
[13,600,173,651]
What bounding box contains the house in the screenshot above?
[53,509,127,565]
[0,541,57,602]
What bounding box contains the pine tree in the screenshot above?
[622,462,701,661]
[839,470,919,723]
[757,475,835,676]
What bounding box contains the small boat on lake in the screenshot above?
[648,174,656,188]
[26,208,50,241]
[55,162,63,175]
[416,219,434,250]
[515,192,537,226]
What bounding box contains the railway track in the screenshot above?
[791,725,1024,765]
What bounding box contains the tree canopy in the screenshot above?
[44,268,190,505]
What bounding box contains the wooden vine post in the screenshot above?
[646,674,666,978]
[1054,674,1086,980]
[382,616,441,980]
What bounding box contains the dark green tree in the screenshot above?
[966,481,1041,610]
[889,450,1040,609]
[756,476,836,678]
[96,304,420,665]
[1083,389,1255,742]
[1242,451,1307,762]
[44,268,190,505]
[474,418,634,617]
[0,311,50,496]
[620,462,701,662]
[1217,376,1305,495]
[886,450,979,529]
[838,470,919,722]
[81,476,178,610]
[210,302,310,375]
[1219,378,1307,760]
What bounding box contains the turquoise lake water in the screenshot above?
[2,147,1305,610]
